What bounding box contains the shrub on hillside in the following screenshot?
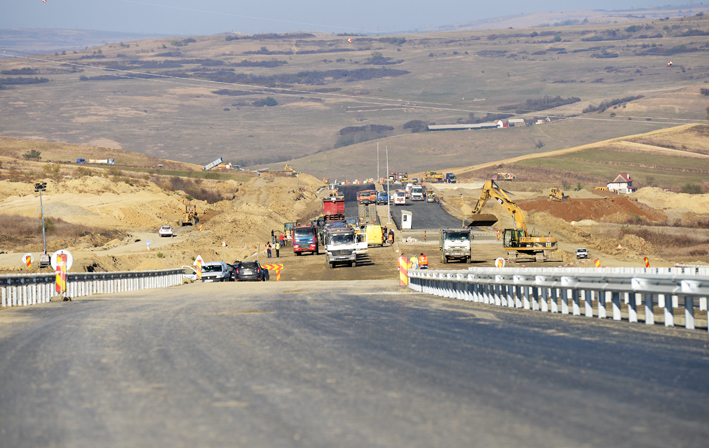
[583,95,644,114]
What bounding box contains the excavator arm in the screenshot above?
[469,180,527,231]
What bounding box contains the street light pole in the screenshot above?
[35,182,47,255]
[377,142,380,183]
[386,146,391,224]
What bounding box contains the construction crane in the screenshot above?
[468,180,559,262]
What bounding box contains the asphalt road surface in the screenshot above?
[1,281,707,447]
[341,183,464,231]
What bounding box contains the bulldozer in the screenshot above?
[468,180,560,262]
[548,187,568,202]
[179,203,199,226]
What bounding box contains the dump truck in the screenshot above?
[468,180,559,262]
[323,197,345,221]
[180,203,199,226]
[292,225,319,256]
[324,227,357,268]
[424,171,444,183]
[440,228,473,264]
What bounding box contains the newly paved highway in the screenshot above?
[1,280,707,447]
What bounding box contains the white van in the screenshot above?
[411,185,424,201]
[394,190,406,205]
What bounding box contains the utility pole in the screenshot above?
[377,142,380,183]
[386,146,391,224]
[34,182,49,268]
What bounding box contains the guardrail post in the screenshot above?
[550,287,559,313]
[514,286,521,308]
[628,293,638,323]
[523,286,530,310]
[1,288,5,307]
[572,289,581,316]
[644,293,654,325]
[531,286,539,311]
[685,296,695,330]
[597,291,606,319]
[494,281,501,306]
[584,290,593,317]
[611,292,621,320]
[664,294,674,327]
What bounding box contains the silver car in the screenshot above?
[201,261,233,282]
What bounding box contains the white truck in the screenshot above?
[325,227,357,268]
[439,228,473,264]
[411,185,424,201]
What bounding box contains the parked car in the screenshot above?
[234,261,269,282]
[576,248,589,259]
[158,225,173,237]
[201,261,233,282]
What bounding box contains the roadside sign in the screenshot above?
[50,249,73,271]
[23,253,33,268]
[146,241,151,251]
[194,255,203,280]
[495,257,505,268]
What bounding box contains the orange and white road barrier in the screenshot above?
[398,256,408,286]
[55,254,67,293]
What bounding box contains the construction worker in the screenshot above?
[410,254,419,270]
[275,240,281,258]
[419,252,428,269]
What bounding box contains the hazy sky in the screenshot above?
[1,1,687,36]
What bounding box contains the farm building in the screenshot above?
[508,118,525,127]
[428,122,498,131]
[607,173,637,194]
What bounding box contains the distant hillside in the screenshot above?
[425,5,708,33]
[0,29,174,52]
[1,12,708,179]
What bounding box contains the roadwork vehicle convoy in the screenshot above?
[439,228,473,263]
[468,180,559,262]
[324,227,357,268]
[293,225,319,255]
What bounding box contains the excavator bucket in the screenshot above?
[468,213,499,227]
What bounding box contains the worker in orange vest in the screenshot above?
[419,253,429,269]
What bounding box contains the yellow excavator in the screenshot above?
[468,180,560,262]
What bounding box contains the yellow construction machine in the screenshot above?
[180,203,199,226]
[548,187,568,202]
[468,180,560,262]
[424,171,445,183]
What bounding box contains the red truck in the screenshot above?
[323,197,345,221]
[292,225,319,255]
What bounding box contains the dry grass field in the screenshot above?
[1,12,708,180]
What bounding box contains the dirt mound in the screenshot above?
[519,197,666,223]
[633,187,709,214]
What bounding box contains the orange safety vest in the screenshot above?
[419,255,428,266]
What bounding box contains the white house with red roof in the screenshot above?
[607,173,637,194]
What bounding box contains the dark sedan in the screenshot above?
[233,261,269,282]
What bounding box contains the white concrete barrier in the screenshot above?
[409,266,709,331]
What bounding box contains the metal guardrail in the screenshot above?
[1,269,184,308]
[408,266,709,331]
